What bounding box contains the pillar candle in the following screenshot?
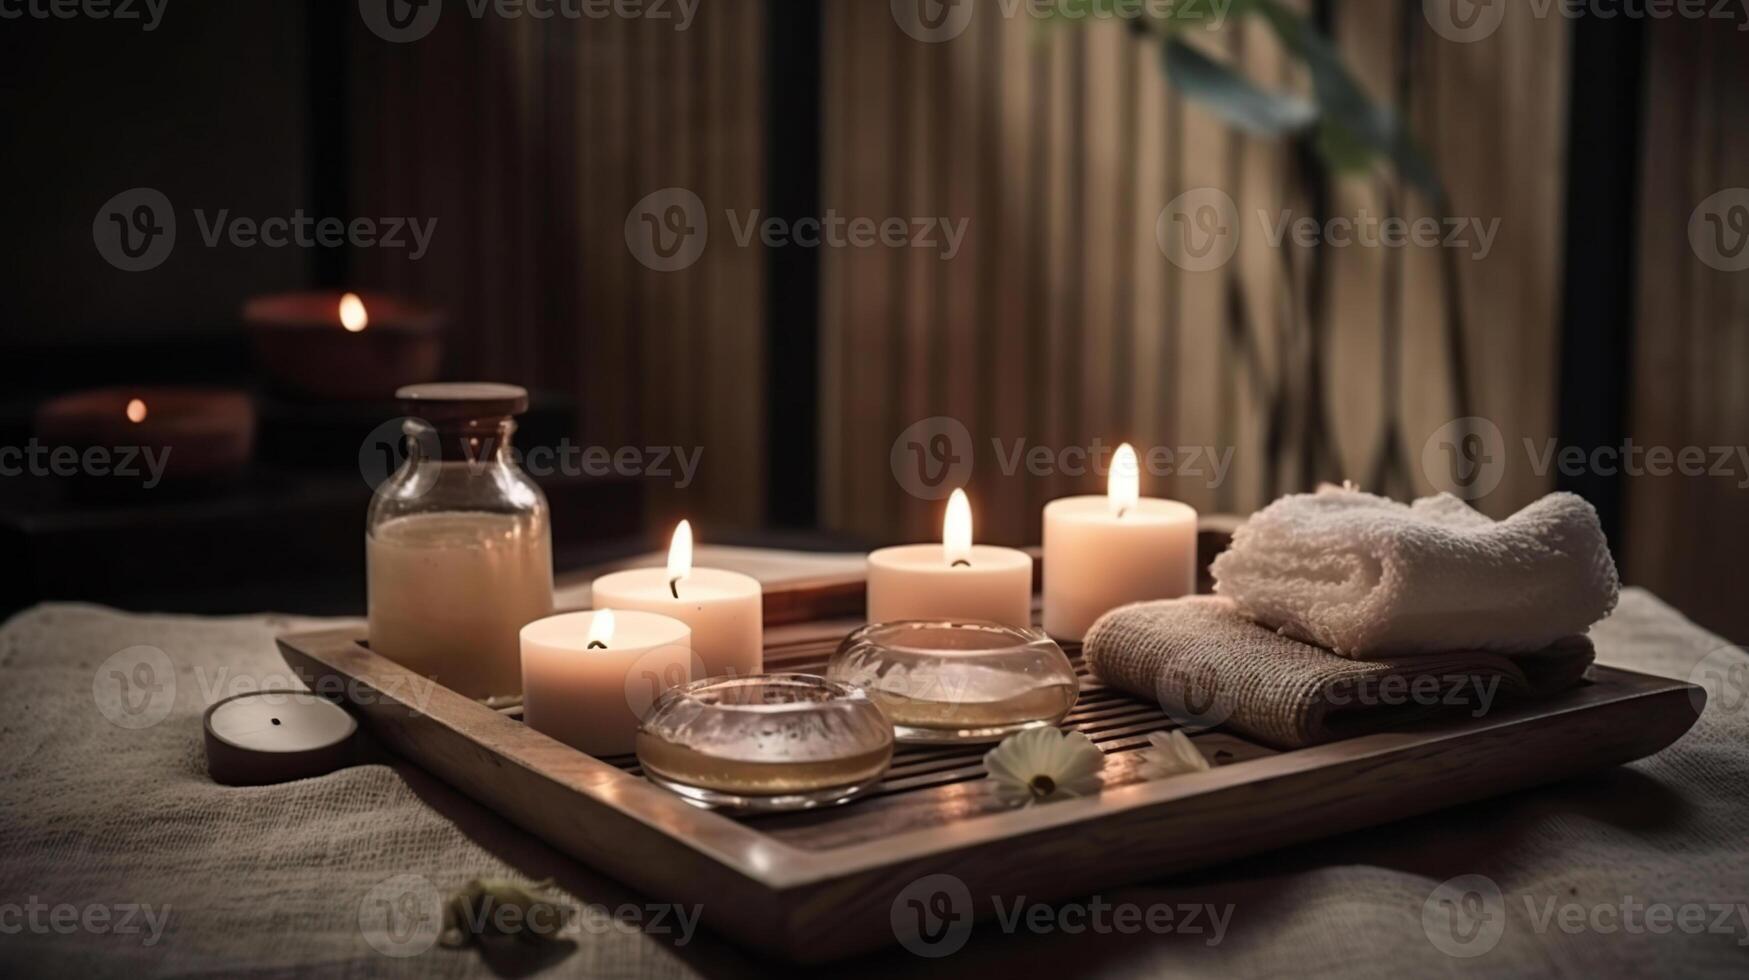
[1043,443,1198,640]
[590,521,763,679]
[867,489,1034,628]
[521,608,692,756]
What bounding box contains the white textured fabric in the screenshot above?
[1211,487,1620,656]
[1,587,1744,978]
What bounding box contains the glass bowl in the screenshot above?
[827,621,1079,744]
[635,674,894,811]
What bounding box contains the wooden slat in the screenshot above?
[815,9,1571,545]
[1081,22,1125,459]
[1627,17,1749,643]
[942,7,984,533]
[1131,26,1170,472]
[818,2,849,532]
[348,11,764,530]
[900,22,941,543]
[1230,14,1294,507]
[1326,0,1396,489]
[1170,29,1232,516]
[1409,5,1567,513]
[987,0,1035,543]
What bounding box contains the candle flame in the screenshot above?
[339,292,369,333]
[586,608,616,648]
[125,398,148,424]
[1109,442,1139,516]
[667,519,693,585]
[943,488,973,566]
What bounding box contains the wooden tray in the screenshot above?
[278,574,1703,963]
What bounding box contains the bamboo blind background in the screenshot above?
[819,0,1568,545]
[349,3,768,530]
[1628,16,1749,643]
[341,4,1745,640]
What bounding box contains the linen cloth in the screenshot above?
[1211,487,1620,655]
[1083,596,1595,748]
[1,576,1745,978]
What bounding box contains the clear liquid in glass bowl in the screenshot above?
[635,674,894,811]
[827,621,1079,744]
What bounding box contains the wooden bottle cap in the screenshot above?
[396,382,529,422]
[203,690,358,786]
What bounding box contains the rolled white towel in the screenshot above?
[1210,486,1619,656]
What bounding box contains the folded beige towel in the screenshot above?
[1083,597,1595,749]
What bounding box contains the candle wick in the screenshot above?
[1117,506,1129,519]
[586,641,607,650]
[951,559,971,568]
[668,577,681,599]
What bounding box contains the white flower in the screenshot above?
[983,728,1104,806]
[1139,729,1212,779]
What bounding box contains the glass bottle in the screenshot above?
[366,383,553,700]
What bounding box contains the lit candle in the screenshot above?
[866,489,1034,628]
[338,292,369,332]
[520,608,693,756]
[1042,443,1198,641]
[590,521,764,679]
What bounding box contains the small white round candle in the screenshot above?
[521,608,693,757]
[1042,444,1198,640]
[867,489,1034,628]
[590,521,763,679]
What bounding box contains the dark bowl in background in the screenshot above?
[242,290,445,402]
[34,386,256,491]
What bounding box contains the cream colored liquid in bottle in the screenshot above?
[366,384,553,700]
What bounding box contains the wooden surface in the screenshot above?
[277,575,1702,963]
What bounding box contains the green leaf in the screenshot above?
[1251,0,1442,197]
[1314,120,1375,174]
[1164,36,1317,136]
